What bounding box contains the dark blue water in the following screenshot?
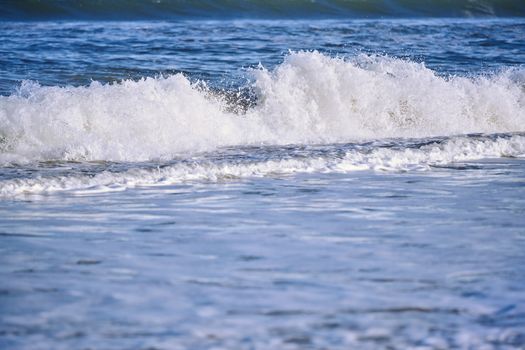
[1,13,525,350]
[1,19,525,95]
[2,0,525,20]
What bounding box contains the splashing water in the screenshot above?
[1,52,524,166]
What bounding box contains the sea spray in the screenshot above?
[250,52,525,140]
[1,52,524,165]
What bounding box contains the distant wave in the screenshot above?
[1,51,524,165]
[2,0,525,20]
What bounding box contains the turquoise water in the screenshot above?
[1,12,525,350]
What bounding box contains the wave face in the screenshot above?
[2,0,525,20]
[0,51,524,165]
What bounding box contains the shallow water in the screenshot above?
[2,156,525,349]
[1,16,525,350]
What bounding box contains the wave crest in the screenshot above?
[1,51,524,164]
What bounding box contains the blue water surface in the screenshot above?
[1,17,525,350]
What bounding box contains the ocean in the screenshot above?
[1,1,525,349]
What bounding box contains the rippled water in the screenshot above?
[2,156,525,349]
[1,17,525,350]
[1,19,525,93]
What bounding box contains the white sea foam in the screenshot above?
[1,52,524,165]
[1,134,523,196]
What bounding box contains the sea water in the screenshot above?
[1,6,525,350]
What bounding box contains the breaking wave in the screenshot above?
[1,51,524,165]
[2,0,525,20]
